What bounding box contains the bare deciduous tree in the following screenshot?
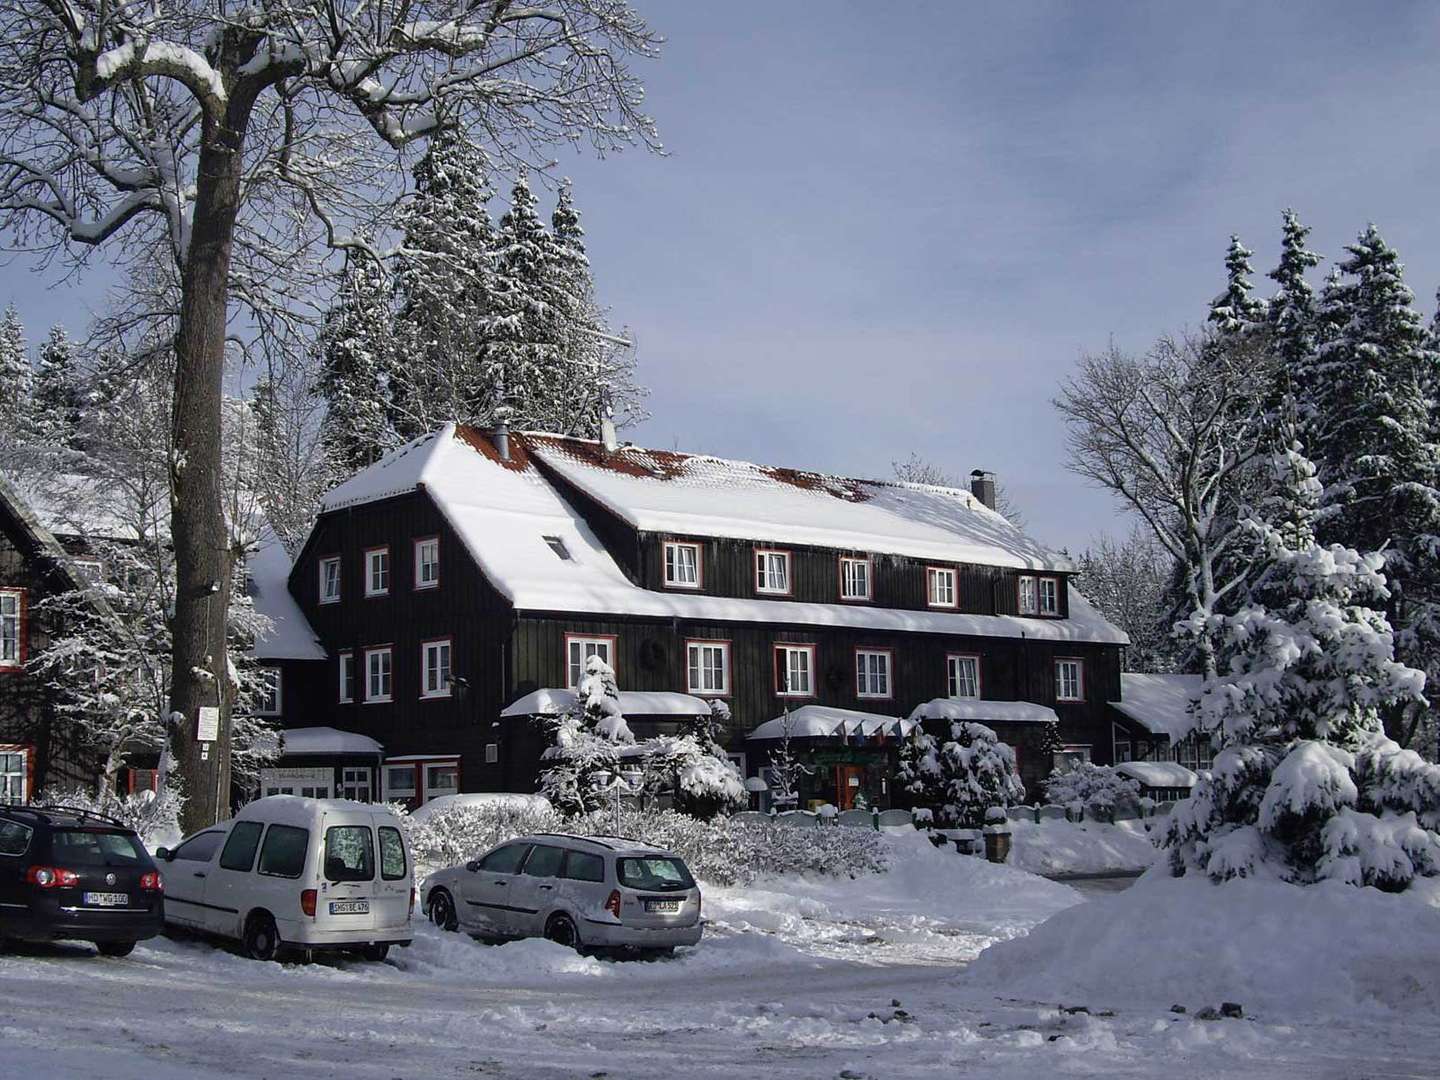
[0,1,660,831]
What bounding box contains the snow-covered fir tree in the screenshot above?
[317,258,401,477]
[0,305,32,453]
[1163,437,1440,889]
[538,656,633,816]
[31,324,84,454]
[639,701,745,820]
[762,707,813,809]
[1263,209,1322,433]
[1208,234,1267,335]
[898,721,1025,828]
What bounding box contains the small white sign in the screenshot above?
[196,706,220,743]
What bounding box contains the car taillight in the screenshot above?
[26,866,80,888]
[301,888,317,917]
[140,871,163,892]
[604,889,622,919]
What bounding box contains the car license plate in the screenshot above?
[329,900,369,915]
[644,899,680,913]
[83,892,129,907]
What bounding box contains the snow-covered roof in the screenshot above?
[746,704,918,741]
[908,698,1060,725]
[315,426,1127,646]
[1115,760,1198,789]
[1110,673,1204,741]
[501,688,712,719]
[247,529,326,661]
[12,472,146,541]
[526,434,1073,572]
[279,726,384,757]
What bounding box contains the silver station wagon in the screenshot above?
[423,833,703,957]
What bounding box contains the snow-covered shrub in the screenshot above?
[641,717,747,820]
[1043,763,1141,816]
[35,786,184,850]
[898,721,1025,829]
[394,801,562,873]
[537,656,634,816]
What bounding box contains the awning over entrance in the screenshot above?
[746,705,917,742]
[267,726,384,758]
[501,688,712,719]
[907,698,1059,725]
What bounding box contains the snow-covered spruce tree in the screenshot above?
[538,656,634,817]
[763,707,813,809]
[31,324,84,454]
[317,259,402,477]
[636,702,744,821]
[1163,439,1440,889]
[1299,225,1440,749]
[1207,234,1268,335]
[1262,209,1322,437]
[899,721,1025,829]
[0,304,32,454]
[1038,720,1065,771]
[1044,763,1140,816]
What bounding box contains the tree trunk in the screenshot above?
[170,108,249,835]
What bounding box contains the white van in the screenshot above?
[159,796,414,961]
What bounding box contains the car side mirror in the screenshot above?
[155,847,173,861]
[465,859,481,873]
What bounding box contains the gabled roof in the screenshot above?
[314,424,1127,645]
[1110,673,1203,740]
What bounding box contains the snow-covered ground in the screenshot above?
[2,832,1436,1079]
[1007,816,1161,876]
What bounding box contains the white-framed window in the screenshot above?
[365,547,390,597]
[686,640,731,696]
[414,537,439,590]
[1055,658,1084,702]
[425,763,459,801]
[755,549,791,595]
[384,764,416,800]
[0,747,28,803]
[664,541,702,589]
[1039,577,1060,615]
[338,652,355,704]
[839,556,871,601]
[1017,575,1037,615]
[365,647,393,702]
[485,743,499,764]
[341,767,371,803]
[775,644,816,697]
[0,590,21,668]
[566,634,615,689]
[421,639,452,698]
[255,667,282,715]
[318,557,341,604]
[73,560,103,583]
[926,566,957,608]
[855,648,892,699]
[946,654,981,698]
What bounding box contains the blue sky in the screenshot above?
[6,1,1440,552]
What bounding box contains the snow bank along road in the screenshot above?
[2,835,1436,1079]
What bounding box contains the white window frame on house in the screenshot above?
[424,762,459,802]
[686,639,731,697]
[1039,576,1060,615]
[839,556,872,602]
[1017,575,1037,615]
[485,743,499,764]
[926,566,957,608]
[1055,658,1084,702]
[318,556,341,604]
[0,746,28,803]
[256,667,282,716]
[414,537,440,590]
[364,547,390,597]
[338,652,355,704]
[663,541,703,590]
[421,639,452,699]
[383,763,417,801]
[946,653,981,699]
[0,589,21,669]
[365,646,393,703]
[340,767,372,803]
[855,648,893,700]
[774,644,816,698]
[754,548,792,595]
[565,633,616,690]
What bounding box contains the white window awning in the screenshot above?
[906,698,1060,725]
[746,704,917,741]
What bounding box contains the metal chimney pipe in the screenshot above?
[494,419,511,462]
[970,469,996,510]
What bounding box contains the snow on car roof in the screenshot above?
[315,425,1128,645]
[907,698,1061,724]
[1110,673,1204,740]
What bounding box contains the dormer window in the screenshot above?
[544,536,572,561]
[839,556,871,601]
[755,549,791,595]
[926,566,957,608]
[664,541,702,589]
[1039,577,1060,615]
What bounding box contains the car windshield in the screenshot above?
[51,830,147,866]
[616,856,694,892]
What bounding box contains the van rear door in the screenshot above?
[318,820,377,931]
[371,820,412,933]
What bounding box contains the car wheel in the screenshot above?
[95,941,136,958]
[428,889,458,932]
[360,943,390,962]
[243,912,281,962]
[544,913,583,953]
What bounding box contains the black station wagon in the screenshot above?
[0,805,164,956]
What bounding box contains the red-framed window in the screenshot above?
[1039,576,1060,616]
[0,588,26,671]
[855,647,893,700]
[1055,658,1085,702]
[414,536,440,591]
[839,555,872,602]
[926,566,957,608]
[421,637,452,699]
[774,643,817,697]
[755,548,793,596]
[663,540,704,590]
[686,639,731,696]
[565,633,618,689]
[946,653,981,698]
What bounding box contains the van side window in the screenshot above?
[378,827,407,881]
[257,824,309,878]
[219,821,264,872]
[0,820,32,857]
[324,825,375,882]
[561,849,605,883]
[478,843,529,874]
[172,830,226,862]
[521,845,564,877]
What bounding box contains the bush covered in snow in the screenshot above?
[1043,763,1142,816]
[898,721,1025,828]
[398,801,888,886]
[35,786,184,850]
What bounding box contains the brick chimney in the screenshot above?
[969,469,996,510]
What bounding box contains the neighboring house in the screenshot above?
[283,423,1130,807]
[1108,672,1208,797]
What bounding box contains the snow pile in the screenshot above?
[1007,818,1159,876]
[968,873,1440,1016]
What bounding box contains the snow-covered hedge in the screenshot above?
[35,786,184,850]
[398,801,888,886]
[1043,763,1142,816]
